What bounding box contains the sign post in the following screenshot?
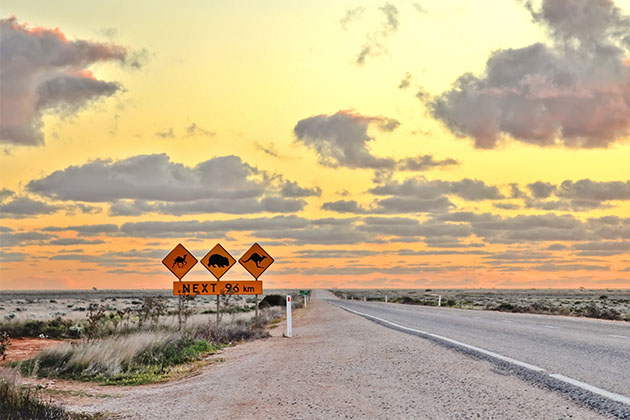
[286,295,292,338]
[239,243,274,322]
[201,244,236,323]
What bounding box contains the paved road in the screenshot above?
[329,297,630,409]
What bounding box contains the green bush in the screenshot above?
[0,318,81,339]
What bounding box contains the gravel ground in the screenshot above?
[65,290,612,419]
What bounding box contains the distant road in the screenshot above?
[329,297,630,411]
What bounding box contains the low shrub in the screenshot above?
[0,318,81,339]
[0,368,98,419]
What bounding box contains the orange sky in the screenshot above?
[1,0,629,290]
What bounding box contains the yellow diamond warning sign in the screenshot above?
[201,243,236,280]
[162,244,198,280]
[239,242,274,280]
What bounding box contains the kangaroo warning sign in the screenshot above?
[239,243,274,279]
[201,243,236,280]
[162,243,198,280]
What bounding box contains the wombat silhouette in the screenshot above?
[172,254,187,268]
[208,253,229,268]
[242,252,266,268]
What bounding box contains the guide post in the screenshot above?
[286,295,292,338]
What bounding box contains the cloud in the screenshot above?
[155,128,175,138]
[186,122,215,137]
[42,224,119,236]
[294,110,399,169]
[46,238,105,246]
[355,3,400,65]
[322,200,370,214]
[528,181,556,198]
[0,17,133,146]
[28,154,263,202]
[340,6,365,30]
[0,231,54,247]
[399,72,412,89]
[26,153,313,216]
[280,181,321,198]
[0,250,26,262]
[429,0,630,148]
[369,177,503,201]
[572,240,630,256]
[254,141,281,158]
[397,155,458,171]
[294,111,456,172]
[556,179,630,201]
[0,196,62,218]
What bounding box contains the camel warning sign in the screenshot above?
[239,243,274,279]
[201,243,236,280]
[162,243,198,280]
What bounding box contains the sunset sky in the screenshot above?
[1,0,629,290]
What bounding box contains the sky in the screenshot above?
[1,0,629,290]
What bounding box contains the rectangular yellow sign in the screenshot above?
[173,281,262,295]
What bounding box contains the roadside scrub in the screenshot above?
[0,368,100,420]
[11,307,284,386]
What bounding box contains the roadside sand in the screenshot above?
[54,290,611,419]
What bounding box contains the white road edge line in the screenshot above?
[338,305,546,372]
[337,303,630,407]
[608,334,630,339]
[549,374,630,406]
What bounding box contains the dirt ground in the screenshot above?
[2,337,64,363]
[23,290,611,420]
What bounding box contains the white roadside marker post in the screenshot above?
[385,295,388,303]
[286,295,292,338]
[304,295,307,307]
[438,295,442,307]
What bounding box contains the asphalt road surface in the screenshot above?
[329,295,630,416]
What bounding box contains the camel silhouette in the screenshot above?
[172,254,188,268]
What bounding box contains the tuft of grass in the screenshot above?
[0,368,101,420]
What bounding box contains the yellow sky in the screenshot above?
[1,0,629,290]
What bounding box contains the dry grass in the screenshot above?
[331,288,630,321]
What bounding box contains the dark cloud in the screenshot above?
[557,179,630,201]
[369,177,503,201]
[0,231,54,247]
[396,155,458,171]
[429,0,630,148]
[42,224,119,236]
[280,181,321,198]
[528,181,556,198]
[294,110,457,172]
[120,215,310,238]
[294,110,399,169]
[0,17,132,146]
[321,200,370,214]
[254,142,281,158]
[572,240,630,256]
[0,196,62,218]
[0,251,26,262]
[28,154,262,202]
[46,238,105,246]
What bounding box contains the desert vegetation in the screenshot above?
[0,368,101,420]
[0,290,300,392]
[331,288,630,321]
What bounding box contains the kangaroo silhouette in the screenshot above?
[208,253,229,268]
[242,253,266,268]
[172,254,187,268]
